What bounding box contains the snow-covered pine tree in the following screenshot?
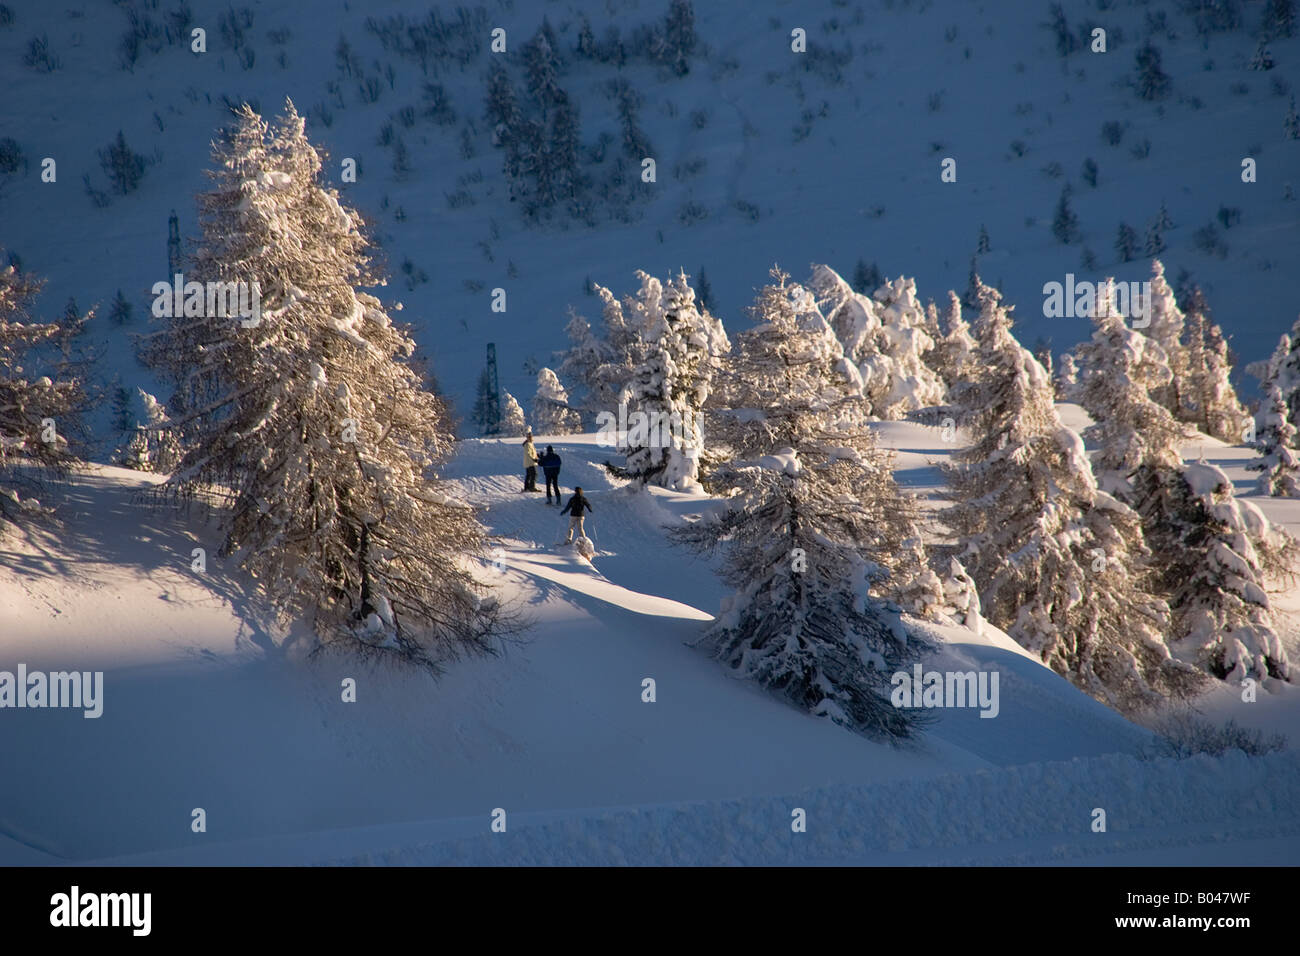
[1248,335,1300,496]
[810,265,944,419]
[1136,461,1293,682]
[1075,287,1189,496]
[1180,304,1248,443]
[617,270,729,490]
[675,267,935,739]
[121,388,183,473]
[1144,258,1187,415]
[500,391,528,437]
[1053,351,1081,402]
[558,307,619,417]
[929,290,977,391]
[1079,312,1297,685]
[0,260,85,524]
[941,278,1199,711]
[532,367,581,434]
[143,101,510,665]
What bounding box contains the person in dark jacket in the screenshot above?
[559,487,593,543]
[539,445,562,503]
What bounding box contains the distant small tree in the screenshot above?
[1134,42,1171,100]
[1115,222,1139,262]
[977,223,991,253]
[1081,157,1098,187]
[852,258,883,294]
[98,130,151,195]
[696,266,714,312]
[1261,0,1296,39]
[108,288,132,326]
[1052,185,1079,244]
[1144,219,1165,256]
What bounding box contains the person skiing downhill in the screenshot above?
[559,486,593,543]
[539,445,562,503]
[522,432,539,492]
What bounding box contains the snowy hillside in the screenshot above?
[1,0,1298,429]
[2,419,1298,865]
[4,0,1300,872]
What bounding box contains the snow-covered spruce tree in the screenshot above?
[142,101,510,666]
[616,269,729,490]
[706,267,937,612]
[929,290,977,392]
[1135,461,1293,682]
[1180,303,1248,443]
[0,261,85,524]
[1248,335,1300,496]
[1079,312,1296,684]
[1144,259,1187,415]
[674,269,935,740]
[532,367,581,434]
[1053,351,1081,402]
[1075,285,1189,496]
[941,279,1200,711]
[500,391,528,437]
[809,265,944,419]
[120,389,183,474]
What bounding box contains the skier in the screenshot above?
[522,432,539,492]
[539,444,563,504]
[559,486,593,543]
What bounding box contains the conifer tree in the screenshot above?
[143,101,510,665]
[1180,304,1248,443]
[811,266,944,419]
[532,367,582,434]
[675,267,935,739]
[1115,222,1139,262]
[941,279,1198,711]
[500,391,528,437]
[0,260,85,524]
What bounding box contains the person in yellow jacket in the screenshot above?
[522,432,540,492]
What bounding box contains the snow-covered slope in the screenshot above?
[3,420,1297,865]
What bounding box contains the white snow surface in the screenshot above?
[3,419,1299,865]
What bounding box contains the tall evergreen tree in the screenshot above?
[596,271,729,489]
[675,267,935,739]
[1180,303,1248,443]
[0,260,85,524]
[1248,340,1300,496]
[941,279,1198,711]
[1136,461,1293,682]
[143,101,510,665]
